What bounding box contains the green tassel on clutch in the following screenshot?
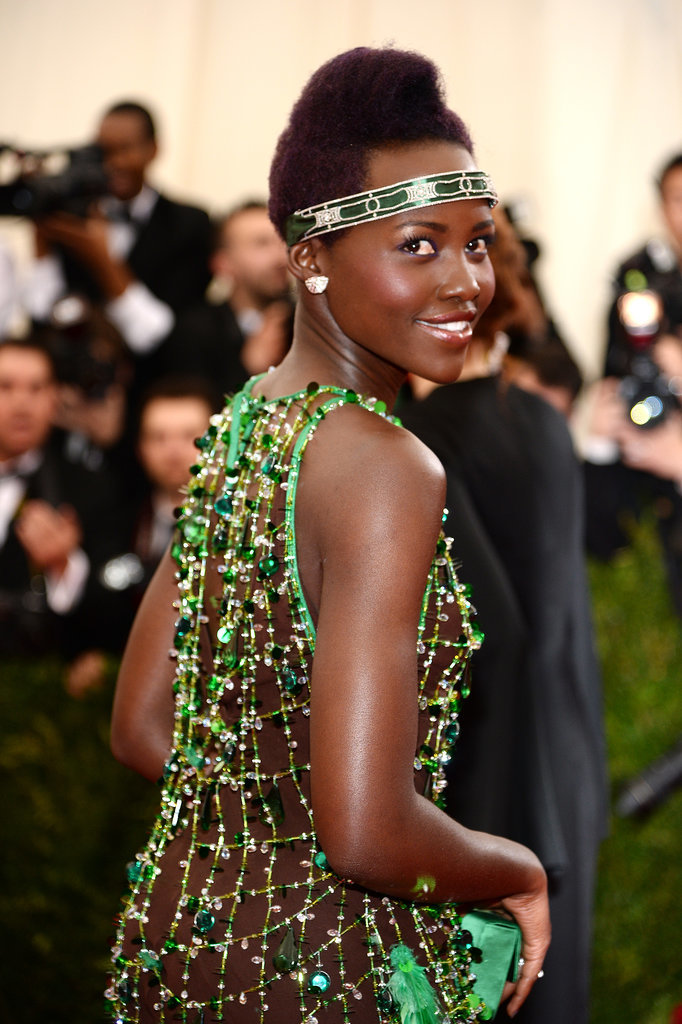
[386,944,442,1024]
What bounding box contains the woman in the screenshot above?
[107,47,549,1023]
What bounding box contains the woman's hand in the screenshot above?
[498,875,551,1017]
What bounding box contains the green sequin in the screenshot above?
[314,850,329,871]
[214,494,233,516]
[445,721,460,743]
[174,616,192,636]
[307,969,331,994]
[258,554,280,577]
[183,744,205,769]
[377,986,394,1012]
[182,512,207,545]
[194,910,216,933]
[138,949,161,973]
[281,666,303,695]
[126,860,143,884]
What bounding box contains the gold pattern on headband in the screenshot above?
[285,170,498,245]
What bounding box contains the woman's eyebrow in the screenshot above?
[395,219,448,232]
[394,216,495,233]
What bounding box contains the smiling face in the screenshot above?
[308,141,496,385]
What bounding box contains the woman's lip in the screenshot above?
[415,318,474,342]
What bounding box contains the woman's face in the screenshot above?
[314,141,496,384]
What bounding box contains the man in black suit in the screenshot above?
[23,101,212,394]
[0,338,126,657]
[162,200,292,401]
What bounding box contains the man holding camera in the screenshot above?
[23,101,212,390]
[584,153,682,616]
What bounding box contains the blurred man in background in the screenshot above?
[162,200,293,400]
[22,100,212,396]
[0,338,123,657]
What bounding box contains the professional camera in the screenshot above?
[618,277,679,429]
[43,295,126,400]
[0,141,108,218]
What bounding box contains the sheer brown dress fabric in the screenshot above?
[107,381,480,1023]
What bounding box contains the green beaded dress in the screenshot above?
[106,379,484,1024]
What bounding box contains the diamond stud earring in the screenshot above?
[304,275,329,294]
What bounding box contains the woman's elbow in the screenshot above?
[110,715,167,782]
[110,719,142,772]
[316,807,400,887]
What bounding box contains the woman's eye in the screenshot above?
[401,237,437,256]
[467,236,493,256]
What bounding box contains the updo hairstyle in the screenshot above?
[268,46,473,242]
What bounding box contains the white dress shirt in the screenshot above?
[0,450,89,613]
[22,185,174,352]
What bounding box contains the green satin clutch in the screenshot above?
[460,910,522,1020]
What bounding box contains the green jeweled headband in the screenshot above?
[284,169,498,246]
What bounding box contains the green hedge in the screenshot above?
[588,517,682,1024]
[0,516,680,1023]
[0,658,158,1024]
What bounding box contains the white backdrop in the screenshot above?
[2,0,682,376]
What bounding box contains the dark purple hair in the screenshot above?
[268,47,474,241]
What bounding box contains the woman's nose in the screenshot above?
[437,254,481,303]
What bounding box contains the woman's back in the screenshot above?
[107,380,483,1023]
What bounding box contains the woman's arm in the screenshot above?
[301,410,549,1014]
[110,549,178,782]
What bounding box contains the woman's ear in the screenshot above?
[287,238,328,284]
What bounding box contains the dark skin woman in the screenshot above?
[109,48,550,1024]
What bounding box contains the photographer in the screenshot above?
[604,153,682,379]
[584,153,682,616]
[21,101,212,390]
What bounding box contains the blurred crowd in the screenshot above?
[0,101,293,692]
[2,96,682,712]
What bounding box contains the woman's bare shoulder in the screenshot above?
[300,403,446,560]
[308,402,445,502]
